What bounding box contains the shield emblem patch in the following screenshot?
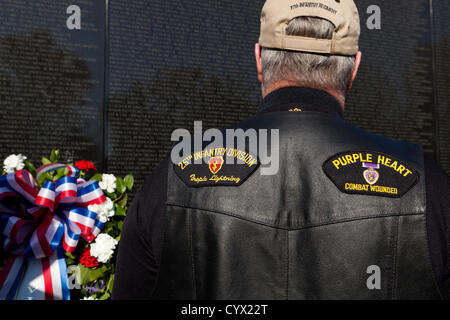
[208,156,224,174]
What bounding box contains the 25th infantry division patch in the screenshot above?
[322,151,419,198]
[174,147,259,187]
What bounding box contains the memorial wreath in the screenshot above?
[0,150,133,300]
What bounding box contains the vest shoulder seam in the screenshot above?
[166,202,424,231]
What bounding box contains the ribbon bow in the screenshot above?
[0,163,106,300]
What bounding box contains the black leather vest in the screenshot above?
[153,110,441,299]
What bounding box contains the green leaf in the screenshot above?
[54,167,69,181]
[78,265,91,286]
[103,222,114,235]
[41,157,51,165]
[38,172,53,186]
[99,291,110,300]
[116,177,126,195]
[50,149,60,163]
[88,266,109,282]
[89,173,103,182]
[105,190,117,200]
[124,174,134,190]
[65,252,78,266]
[118,194,128,208]
[115,206,126,217]
[24,160,37,176]
[65,251,76,260]
[78,264,110,286]
[106,275,114,293]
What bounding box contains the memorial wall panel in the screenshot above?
[346,0,437,159]
[433,0,450,173]
[0,0,105,166]
[107,0,263,188]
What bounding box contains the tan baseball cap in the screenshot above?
[259,0,360,55]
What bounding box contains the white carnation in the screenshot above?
[3,154,27,173]
[88,198,115,223]
[99,174,116,193]
[90,233,118,264]
[82,296,97,300]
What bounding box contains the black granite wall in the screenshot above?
[0,0,448,191]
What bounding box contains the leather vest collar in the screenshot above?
[258,86,344,118]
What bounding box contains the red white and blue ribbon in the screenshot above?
[0,164,106,300]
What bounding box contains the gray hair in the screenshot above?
[261,17,355,94]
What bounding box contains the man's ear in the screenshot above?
[255,43,263,84]
[347,51,362,90]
